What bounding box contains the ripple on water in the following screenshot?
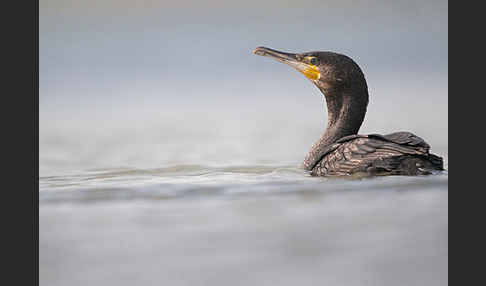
[39,165,448,204]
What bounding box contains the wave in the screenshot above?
[39,164,448,204]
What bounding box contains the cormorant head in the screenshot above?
[253,46,368,98]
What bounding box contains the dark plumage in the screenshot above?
[253,46,444,177]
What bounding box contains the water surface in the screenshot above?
[40,164,448,286]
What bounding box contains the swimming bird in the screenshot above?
[253,46,444,177]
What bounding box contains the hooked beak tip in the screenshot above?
[253,47,267,56]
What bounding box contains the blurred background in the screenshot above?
[40,1,448,286]
[40,0,447,176]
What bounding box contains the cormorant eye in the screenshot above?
[309,57,318,65]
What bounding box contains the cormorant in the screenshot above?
[253,46,444,177]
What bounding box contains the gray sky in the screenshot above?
[40,0,448,173]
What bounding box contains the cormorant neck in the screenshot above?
[302,85,368,171]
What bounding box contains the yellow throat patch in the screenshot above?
[298,64,320,80]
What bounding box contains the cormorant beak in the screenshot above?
[253,46,320,80]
